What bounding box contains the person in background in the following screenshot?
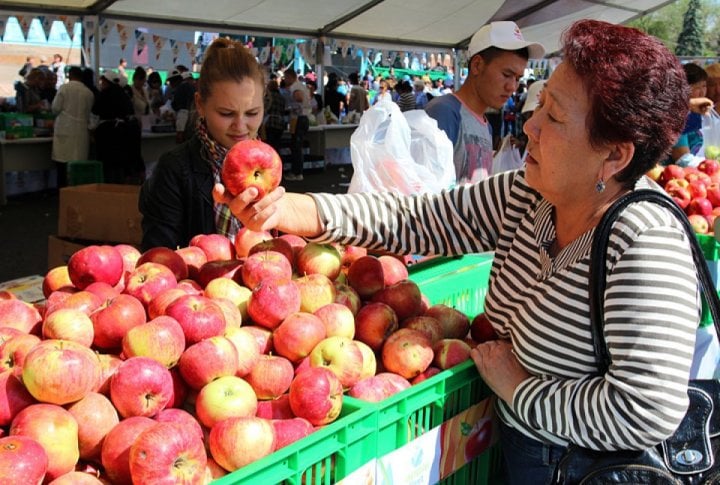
[668,63,714,165]
[426,21,544,184]
[18,56,33,80]
[52,54,66,89]
[501,95,516,137]
[306,79,323,116]
[170,70,197,143]
[263,78,286,155]
[215,19,695,485]
[283,68,311,181]
[139,38,265,251]
[347,72,369,114]
[395,80,416,112]
[373,79,392,105]
[81,68,99,100]
[38,67,58,106]
[92,73,143,184]
[117,58,128,84]
[510,79,545,156]
[413,78,430,109]
[705,63,720,107]
[14,68,46,114]
[37,56,51,74]
[130,66,150,125]
[324,73,345,119]
[51,66,95,187]
[146,71,165,116]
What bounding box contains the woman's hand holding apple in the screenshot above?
[213,184,323,237]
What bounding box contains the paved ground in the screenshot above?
[0,164,352,284]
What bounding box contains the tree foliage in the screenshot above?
[676,0,705,55]
[628,0,719,57]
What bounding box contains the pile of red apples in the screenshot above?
[0,227,495,484]
[647,159,720,234]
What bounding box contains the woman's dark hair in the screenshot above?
[147,71,162,86]
[561,19,689,186]
[132,66,147,83]
[683,63,708,85]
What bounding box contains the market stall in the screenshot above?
[0,132,177,204]
[0,136,53,204]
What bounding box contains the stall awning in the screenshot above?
[0,0,678,54]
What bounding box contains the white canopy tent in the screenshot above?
[1,0,678,54]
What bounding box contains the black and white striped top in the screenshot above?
[309,169,699,451]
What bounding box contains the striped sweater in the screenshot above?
[309,169,699,451]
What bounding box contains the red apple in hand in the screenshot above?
[222,139,282,199]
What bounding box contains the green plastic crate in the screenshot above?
[357,252,500,484]
[696,234,720,326]
[214,253,498,485]
[67,160,104,186]
[213,398,377,484]
[408,253,493,318]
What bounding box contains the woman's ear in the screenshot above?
[604,141,635,178]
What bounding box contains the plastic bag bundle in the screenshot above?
[491,135,524,175]
[702,109,720,161]
[348,102,454,195]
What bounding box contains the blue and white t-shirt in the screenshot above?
[425,94,494,184]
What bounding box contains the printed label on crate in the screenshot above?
[376,426,441,485]
[337,459,376,485]
[438,396,497,479]
[0,275,45,303]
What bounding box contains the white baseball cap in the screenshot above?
[468,21,545,60]
[522,80,546,114]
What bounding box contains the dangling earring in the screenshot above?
[595,179,606,193]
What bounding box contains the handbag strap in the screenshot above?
[589,188,720,373]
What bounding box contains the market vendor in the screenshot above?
[139,37,264,251]
[215,20,697,484]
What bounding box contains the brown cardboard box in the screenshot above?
[57,184,142,245]
[47,235,88,269]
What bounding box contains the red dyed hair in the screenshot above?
[561,20,688,185]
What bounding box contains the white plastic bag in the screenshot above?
[348,102,454,195]
[701,109,720,160]
[491,135,524,175]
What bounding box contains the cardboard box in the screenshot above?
[47,235,88,270]
[58,184,142,245]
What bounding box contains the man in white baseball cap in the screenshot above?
[426,21,544,183]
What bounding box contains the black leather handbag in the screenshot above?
[553,189,720,485]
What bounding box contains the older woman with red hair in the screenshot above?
[216,20,694,483]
